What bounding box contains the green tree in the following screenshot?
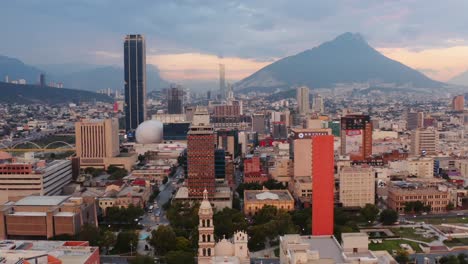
[162,176,169,184]
[447,202,455,211]
[413,201,424,213]
[360,204,379,224]
[113,230,139,254]
[404,202,414,213]
[78,224,100,246]
[236,182,262,197]
[98,229,116,253]
[175,236,192,252]
[149,225,177,255]
[379,209,398,225]
[165,250,195,264]
[263,179,286,190]
[254,205,278,225]
[291,208,312,235]
[214,207,248,239]
[395,249,409,264]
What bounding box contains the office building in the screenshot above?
[272,122,288,140]
[217,129,240,158]
[243,189,294,216]
[0,195,98,239]
[312,135,334,236]
[339,166,375,208]
[312,93,324,113]
[219,64,226,100]
[340,115,373,161]
[124,34,147,131]
[289,129,331,179]
[296,86,310,114]
[215,149,226,180]
[167,85,184,114]
[75,119,136,171]
[252,114,267,134]
[452,95,465,111]
[39,73,46,87]
[187,107,216,197]
[407,111,424,130]
[410,128,438,156]
[0,160,72,203]
[0,240,100,264]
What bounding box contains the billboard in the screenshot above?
[344,129,362,157]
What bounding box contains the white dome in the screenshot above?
[135,120,163,144]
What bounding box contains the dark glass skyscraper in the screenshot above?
[124,34,146,132]
[167,85,184,114]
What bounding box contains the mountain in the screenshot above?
[235,32,444,91]
[57,64,169,91]
[0,55,169,92]
[0,55,43,84]
[0,81,112,104]
[449,70,468,86]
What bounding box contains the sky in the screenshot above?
[1,0,468,82]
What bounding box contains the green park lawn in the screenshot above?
[390,227,436,243]
[368,239,423,253]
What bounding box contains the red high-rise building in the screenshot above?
[312,135,334,236]
[187,107,216,197]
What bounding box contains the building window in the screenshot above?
[203,248,206,256]
[208,248,211,256]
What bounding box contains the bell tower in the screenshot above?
[198,189,215,264]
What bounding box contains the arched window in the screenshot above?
[202,219,205,227]
[208,248,211,256]
[202,234,206,242]
[203,248,206,256]
[207,235,210,242]
[207,219,210,227]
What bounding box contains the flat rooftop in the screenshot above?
[244,189,293,202]
[14,195,70,206]
[281,235,346,263]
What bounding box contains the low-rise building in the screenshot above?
[0,240,99,264]
[0,195,98,239]
[291,176,312,206]
[244,189,294,216]
[0,160,72,203]
[387,181,450,213]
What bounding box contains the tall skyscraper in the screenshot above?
[124,34,147,132]
[312,93,324,113]
[39,73,46,87]
[167,85,184,114]
[452,95,465,111]
[219,64,226,100]
[296,86,310,114]
[312,135,334,236]
[340,115,373,161]
[187,106,216,197]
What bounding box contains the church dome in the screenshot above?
[214,238,235,256]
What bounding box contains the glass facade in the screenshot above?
[124,34,146,132]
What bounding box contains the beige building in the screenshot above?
[455,160,468,178]
[290,128,332,178]
[75,119,137,171]
[339,166,375,208]
[296,86,310,114]
[244,189,294,216]
[408,157,434,178]
[279,233,396,264]
[387,182,450,213]
[292,176,312,204]
[410,128,438,156]
[269,158,293,186]
[0,196,98,239]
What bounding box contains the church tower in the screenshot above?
[234,231,250,263]
[198,189,215,264]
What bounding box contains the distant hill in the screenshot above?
[449,70,468,86]
[235,32,445,91]
[0,55,43,84]
[0,82,112,104]
[0,55,169,92]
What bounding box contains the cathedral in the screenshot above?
[198,189,250,264]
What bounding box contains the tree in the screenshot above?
[236,182,262,197]
[447,202,455,211]
[291,208,312,235]
[395,249,409,264]
[175,236,192,252]
[263,179,286,190]
[98,229,116,253]
[78,224,100,246]
[149,225,177,255]
[413,201,424,213]
[165,250,195,264]
[379,209,398,225]
[137,154,146,163]
[254,205,278,225]
[162,176,169,184]
[213,207,248,239]
[113,230,139,254]
[360,204,379,224]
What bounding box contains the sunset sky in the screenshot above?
[1,0,468,82]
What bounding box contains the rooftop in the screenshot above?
[280,235,346,263]
[244,189,293,202]
[14,195,70,206]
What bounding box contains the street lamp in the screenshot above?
[130,242,134,256]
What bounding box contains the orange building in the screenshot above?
[243,189,294,216]
[452,95,465,111]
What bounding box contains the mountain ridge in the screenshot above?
[235,32,445,91]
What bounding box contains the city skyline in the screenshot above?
[1,1,468,82]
